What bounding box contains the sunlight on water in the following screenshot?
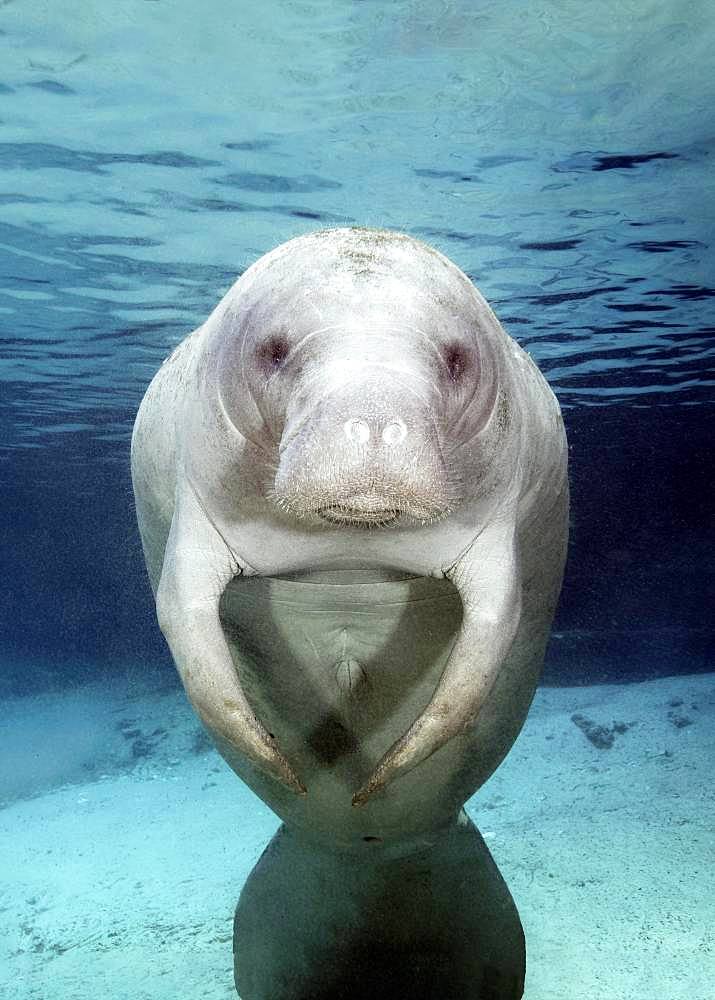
[0,0,713,461]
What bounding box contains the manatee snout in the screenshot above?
[270,378,454,527]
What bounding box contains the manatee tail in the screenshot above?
[233,812,525,1000]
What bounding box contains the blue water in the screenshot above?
[0,2,713,998]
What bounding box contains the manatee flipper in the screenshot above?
[353,513,521,804]
[157,479,305,794]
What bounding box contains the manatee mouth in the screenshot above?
[270,484,452,527]
[318,505,401,527]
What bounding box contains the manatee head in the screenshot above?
[210,228,504,528]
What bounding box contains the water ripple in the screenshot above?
[0,1,712,458]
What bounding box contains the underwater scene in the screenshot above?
[1,2,713,999]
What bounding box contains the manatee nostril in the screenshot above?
[343,418,406,446]
[344,418,370,444]
[381,420,407,446]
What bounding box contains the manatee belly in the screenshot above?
[213,569,544,851]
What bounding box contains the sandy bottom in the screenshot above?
[1,670,713,1000]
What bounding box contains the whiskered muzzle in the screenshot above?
[269,466,456,529]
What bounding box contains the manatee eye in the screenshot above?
[443,342,471,384]
[257,335,290,372]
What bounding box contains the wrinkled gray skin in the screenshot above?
[131,227,569,846]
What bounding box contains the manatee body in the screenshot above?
[131,228,568,999]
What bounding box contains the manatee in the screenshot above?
[131,227,569,999]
